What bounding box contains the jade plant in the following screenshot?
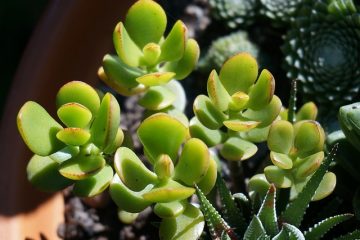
[17,81,122,196]
[99,0,199,115]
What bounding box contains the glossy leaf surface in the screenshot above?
[57,103,92,128]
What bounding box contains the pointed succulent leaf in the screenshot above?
[73,164,113,197]
[294,151,324,179]
[270,152,293,170]
[220,137,258,161]
[56,128,90,146]
[248,174,271,198]
[242,95,282,128]
[264,166,292,188]
[174,138,210,186]
[294,121,325,156]
[257,185,279,237]
[154,200,187,218]
[142,180,195,202]
[296,102,318,121]
[113,22,142,66]
[159,203,204,240]
[312,172,336,201]
[137,113,187,163]
[49,146,80,164]
[138,85,175,110]
[219,52,258,95]
[110,174,153,213]
[189,117,225,147]
[160,20,187,62]
[228,91,249,111]
[207,70,231,112]
[17,101,64,156]
[283,223,305,240]
[304,213,353,240]
[57,103,92,128]
[268,120,294,154]
[193,95,227,129]
[102,54,144,89]
[27,155,73,192]
[91,93,121,150]
[243,215,267,240]
[58,154,105,180]
[247,69,275,111]
[223,119,260,132]
[162,38,200,80]
[114,147,157,191]
[334,229,360,240]
[136,72,175,87]
[281,145,338,227]
[197,157,218,195]
[56,81,100,116]
[272,228,288,240]
[124,0,167,48]
[154,154,174,180]
[216,175,247,236]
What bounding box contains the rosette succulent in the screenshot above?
[198,31,259,72]
[99,0,199,113]
[208,0,259,28]
[17,81,123,197]
[259,0,303,24]
[109,113,217,239]
[283,0,360,112]
[191,53,282,161]
[338,102,360,151]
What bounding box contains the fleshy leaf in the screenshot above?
[49,146,80,164]
[207,70,231,112]
[220,137,258,161]
[56,128,90,146]
[243,215,267,240]
[219,52,258,95]
[56,81,100,116]
[17,101,64,156]
[141,43,161,66]
[257,185,279,237]
[189,117,225,147]
[196,157,218,195]
[136,72,175,87]
[113,22,142,67]
[160,20,187,62]
[296,102,318,121]
[193,95,227,130]
[138,113,187,163]
[154,154,174,181]
[163,80,187,112]
[114,147,157,191]
[124,0,167,48]
[90,93,121,151]
[312,172,336,201]
[248,174,271,198]
[154,200,187,218]
[57,103,92,128]
[294,121,324,156]
[138,85,175,110]
[228,91,249,111]
[270,152,293,170]
[264,166,292,188]
[162,39,200,80]
[159,203,204,240]
[295,151,324,179]
[27,155,73,192]
[110,174,152,213]
[247,69,275,110]
[283,223,305,240]
[73,164,113,197]
[118,210,139,224]
[268,120,294,154]
[142,180,195,202]
[103,127,124,154]
[223,119,260,132]
[239,126,270,143]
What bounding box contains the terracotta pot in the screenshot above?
[0,0,134,239]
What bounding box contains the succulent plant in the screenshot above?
[109,113,217,239]
[99,0,199,114]
[283,0,360,114]
[191,53,282,162]
[197,146,356,240]
[208,0,259,28]
[338,102,360,152]
[17,81,122,196]
[259,0,303,24]
[198,31,259,72]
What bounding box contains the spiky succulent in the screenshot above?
[199,31,259,72]
[283,0,360,113]
[208,0,259,28]
[259,0,303,24]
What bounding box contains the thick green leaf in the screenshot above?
[268,120,294,154]
[296,102,318,121]
[163,80,187,112]
[174,138,210,186]
[110,174,152,213]
[49,146,80,164]
[220,137,258,161]
[257,185,279,237]
[189,117,225,147]
[154,154,174,181]
[138,86,175,110]
[294,121,325,156]
[56,128,90,146]
[118,210,139,224]
[312,171,336,201]
[223,119,260,132]
[243,215,267,240]
[114,147,157,191]
[207,70,231,112]
[247,69,275,110]
[17,101,64,156]
[219,52,258,95]
[294,151,324,179]
[193,95,227,130]
[124,0,166,48]
[270,152,293,170]
[162,39,200,80]
[196,157,217,195]
[103,127,124,154]
[136,72,175,87]
[141,42,161,66]
[264,166,292,188]
[248,174,271,198]
[228,91,249,111]
[283,223,305,240]
[272,228,288,240]
[154,200,187,218]
[137,113,187,163]
[58,154,105,180]
[57,103,92,128]
[160,20,187,62]
[27,155,73,192]
[159,203,204,240]
[91,93,121,151]
[239,126,270,143]
[56,81,100,116]
[73,164,113,197]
